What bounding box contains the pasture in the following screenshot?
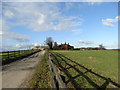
[50,50,118,88]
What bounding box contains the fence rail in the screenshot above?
[48,53,67,89]
[0,49,41,65]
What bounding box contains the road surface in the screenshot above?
[2,50,45,88]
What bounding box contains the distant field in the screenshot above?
[51,50,118,88]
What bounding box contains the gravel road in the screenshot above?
[2,50,45,88]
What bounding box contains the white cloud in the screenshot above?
[85,0,103,5]
[0,18,10,33]
[37,14,45,25]
[32,43,41,46]
[1,44,30,50]
[74,40,95,48]
[2,32,29,42]
[15,43,38,49]
[0,31,2,35]
[3,2,83,32]
[79,40,94,45]
[1,2,84,49]
[2,0,63,2]
[4,10,14,18]
[71,29,82,34]
[86,0,103,1]
[0,19,27,44]
[102,16,120,27]
[105,44,118,49]
[0,19,2,35]
[1,43,44,50]
[65,2,75,10]
[2,0,119,2]
[85,0,119,2]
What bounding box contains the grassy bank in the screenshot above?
[50,50,118,88]
[28,50,51,88]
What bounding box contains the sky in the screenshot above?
[0,1,120,50]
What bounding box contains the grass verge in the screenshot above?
[28,50,51,88]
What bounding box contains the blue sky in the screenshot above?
[1,2,119,50]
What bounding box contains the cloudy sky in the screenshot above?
[1,1,119,50]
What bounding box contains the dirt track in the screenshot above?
[2,50,45,88]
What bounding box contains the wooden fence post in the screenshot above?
[19,50,21,56]
[14,51,16,57]
[7,51,9,60]
[23,50,25,54]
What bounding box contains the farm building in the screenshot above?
[56,42,74,50]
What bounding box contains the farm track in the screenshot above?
[50,52,120,89]
[2,50,45,88]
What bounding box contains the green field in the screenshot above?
[50,50,118,88]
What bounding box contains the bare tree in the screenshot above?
[45,37,53,50]
[53,42,58,50]
[99,44,106,50]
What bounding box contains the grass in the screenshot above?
[28,50,51,88]
[50,50,118,88]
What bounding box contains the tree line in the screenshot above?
[45,37,106,50]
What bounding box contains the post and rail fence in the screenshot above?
[0,49,41,65]
[48,53,67,89]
